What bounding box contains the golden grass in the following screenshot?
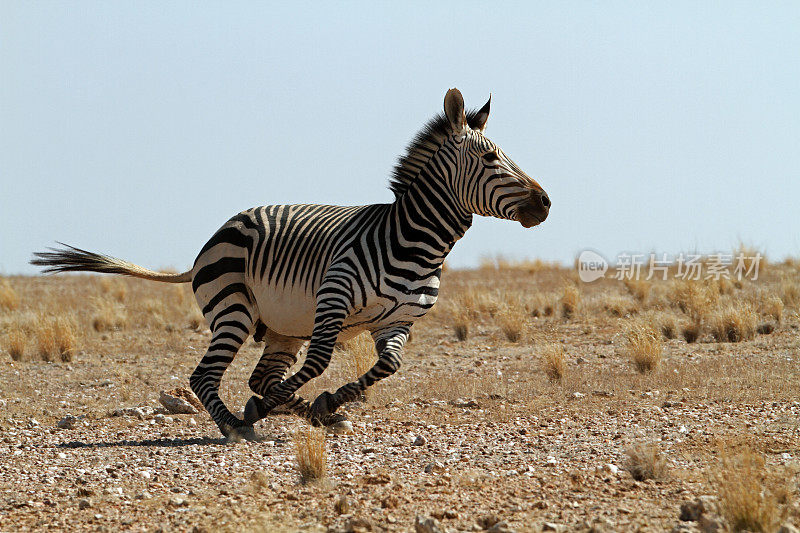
[602,295,638,317]
[293,426,327,484]
[342,332,376,380]
[644,310,679,340]
[759,295,784,323]
[36,316,77,362]
[624,279,651,303]
[4,324,27,361]
[779,274,800,308]
[452,308,470,341]
[681,321,701,343]
[708,302,757,343]
[668,278,719,322]
[561,284,580,319]
[91,297,128,332]
[624,321,663,373]
[0,278,20,312]
[540,343,565,383]
[98,277,127,302]
[495,306,527,343]
[625,443,667,481]
[713,449,789,532]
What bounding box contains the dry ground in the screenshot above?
[1,257,799,532]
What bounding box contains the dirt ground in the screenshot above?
[1,261,799,532]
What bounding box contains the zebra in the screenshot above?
[32,88,550,442]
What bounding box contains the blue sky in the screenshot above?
[2,2,798,274]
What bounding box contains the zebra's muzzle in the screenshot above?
[515,190,550,228]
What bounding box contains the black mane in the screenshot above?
[388,109,484,199]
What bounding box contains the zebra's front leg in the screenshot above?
[247,294,349,420]
[311,324,410,421]
[243,333,348,427]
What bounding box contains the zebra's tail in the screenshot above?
[31,243,192,283]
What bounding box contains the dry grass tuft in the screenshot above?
[625,443,667,481]
[713,449,789,533]
[669,279,719,322]
[624,322,663,373]
[0,278,20,311]
[561,284,580,319]
[495,306,527,343]
[645,311,679,340]
[540,343,565,383]
[779,274,800,309]
[342,332,376,380]
[91,297,128,332]
[708,302,757,343]
[603,295,638,317]
[759,295,784,322]
[4,324,27,361]
[452,308,470,341]
[294,426,327,484]
[98,277,127,302]
[36,316,77,362]
[624,279,651,303]
[681,321,701,343]
[187,308,205,331]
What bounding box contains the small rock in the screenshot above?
[57,415,79,430]
[412,435,427,446]
[542,523,563,532]
[477,515,501,529]
[344,517,372,532]
[488,521,516,533]
[329,420,354,435]
[545,456,558,466]
[169,497,186,507]
[679,499,705,522]
[159,390,198,414]
[414,515,442,533]
[424,461,446,474]
[78,499,91,510]
[698,516,722,533]
[57,452,67,459]
[778,525,800,533]
[604,463,619,475]
[444,510,459,519]
[571,392,585,399]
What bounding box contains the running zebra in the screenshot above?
[32,89,550,441]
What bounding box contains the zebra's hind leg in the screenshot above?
[243,331,347,428]
[310,325,410,421]
[189,302,261,442]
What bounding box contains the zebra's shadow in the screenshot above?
[55,436,230,448]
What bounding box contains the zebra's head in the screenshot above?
[443,88,550,228]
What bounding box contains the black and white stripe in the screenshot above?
[32,88,550,441]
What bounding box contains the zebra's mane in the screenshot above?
[389,109,484,199]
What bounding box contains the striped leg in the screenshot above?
[189,301,258,441]
[245,286,349,419]
[311,324,410,420]
[243,332,347,427]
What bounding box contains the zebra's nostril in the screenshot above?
[540,194,551,209]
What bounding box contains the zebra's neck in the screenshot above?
[389,167,473,270]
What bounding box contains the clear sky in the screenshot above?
[2,2,799,274]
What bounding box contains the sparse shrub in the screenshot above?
[603,295,638,317]
[624,279,651,303]
[453,308,470,341]
[294,426,327,484]
[779,274,800,308]
[37,316,76,362]
[756,322,775,335]
[714,449,789,532]
[4,325,27,361]
[625,443,667,481]
[669,279,718,322]
[249,470,269,491]
[187,308,205,330]
[342,332,376,378]
[527,292,557,318]
[561,284,580,319]
[0,278,20,311]
[540,343,565,383]
[624,322,663,373]
[708,302,757,343]
[681,321,701,343]
[91,297,128,332]
[98,277,127,302]
[495,306,526,343]
[333,495,351,515]
[760,295,784,322]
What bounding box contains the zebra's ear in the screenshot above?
[444,88,468,133]
[472,94,491,132]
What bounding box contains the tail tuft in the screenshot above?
[31,243,192,283]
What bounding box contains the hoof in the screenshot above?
[224,424,265,443]
[243,395,269,425]
[310,391,335,422]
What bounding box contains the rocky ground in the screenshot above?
[1,269,799,532]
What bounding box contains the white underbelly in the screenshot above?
[252,284,317,337]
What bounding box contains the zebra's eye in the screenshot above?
[482,151,500,163]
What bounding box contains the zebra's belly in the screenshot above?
[251,285,318,338]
